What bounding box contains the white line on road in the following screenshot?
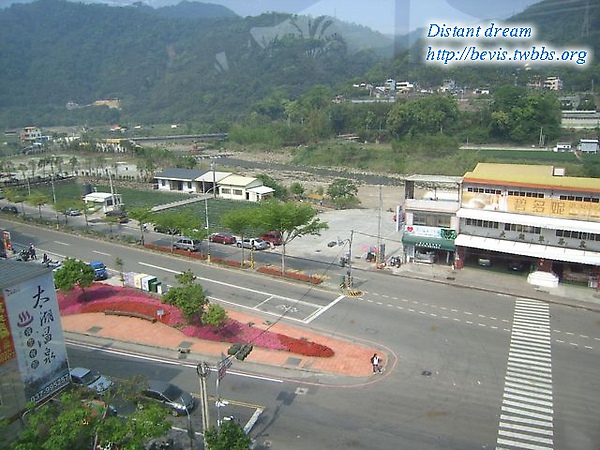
[303,295,345,324]
[55,241,70,246]
[93,250,111,256]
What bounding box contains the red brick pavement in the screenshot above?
[61,308,382,378]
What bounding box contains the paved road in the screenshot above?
[2,205,600,450]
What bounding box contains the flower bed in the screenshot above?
[143,243,207,260]
[257,266,323,284]
[57,283,333,357]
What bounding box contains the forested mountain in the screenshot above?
[0,0,598,130]
[0,0,392,127]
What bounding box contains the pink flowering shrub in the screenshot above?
[56,284,333,357]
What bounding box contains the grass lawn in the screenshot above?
[17,179,258,230]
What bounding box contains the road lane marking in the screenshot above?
[304,295,345,324]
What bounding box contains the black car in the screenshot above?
[1,205,18,214]
[507,260,526,272]
[105,210,128,223]
[141,380,195,416]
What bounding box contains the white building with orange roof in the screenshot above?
[455,163,600,287]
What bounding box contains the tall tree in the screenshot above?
[127,206,155,245]
[27,191,50,219]
[256,200,328,273]
[53,258,96,299]
[220,206,258,267]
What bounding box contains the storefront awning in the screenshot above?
[402,235,456,251]
[455,234,600,265]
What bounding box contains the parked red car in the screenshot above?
[209,232,237,245]
[260,231,282,246]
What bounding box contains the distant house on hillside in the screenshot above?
[217,174,274,202]
[553,142,572,152]
[154,168,208,193]
[19,126,42,143]
[153,168,274,201]
[578,139,599,154]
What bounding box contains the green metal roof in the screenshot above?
[401,235,456,251]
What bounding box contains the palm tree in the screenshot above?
[18,163,31,194]
[28,159,37,180]
[69,156,79,176]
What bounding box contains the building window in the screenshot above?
[221,188,231,194]
[555,229,600,241]
[161,180,166,186]
[465,218,499,229]
[507,190,544,198]
[503,223,541,234]
[414,214,451,227]
[233,189,243,196]
[560,195,599,203]
[466,187,501,194]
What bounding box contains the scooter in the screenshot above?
[388,256,401,268]
[41,254,62,269]
[16,249,32,261]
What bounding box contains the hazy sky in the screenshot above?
[208,0,540,35]
[0,0,542,35]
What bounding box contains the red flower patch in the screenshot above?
[56,284,333,357]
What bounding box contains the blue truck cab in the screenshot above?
[89,261,108,280]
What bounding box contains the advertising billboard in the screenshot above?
[1,272,69,404]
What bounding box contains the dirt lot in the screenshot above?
[206,149,405,211]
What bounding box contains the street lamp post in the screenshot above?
[50,172,59,228]
[329,230,354,288]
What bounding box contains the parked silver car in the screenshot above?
[70,367,113,394]
[236,238,268,250]
[172,237,202,252]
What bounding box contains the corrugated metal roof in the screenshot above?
[0,260,53,289]
[196,171,231,182]
[464,163,600,192]
[405,174,463,184]
[219,174,257,187]
[154,168,204,180]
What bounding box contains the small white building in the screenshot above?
[544,76,563,91]
[553,142,572,152]
[83,192,123,213]
[217,175,274,202]
[578,139,599,154]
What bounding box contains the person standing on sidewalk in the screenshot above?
[370,353,383,373]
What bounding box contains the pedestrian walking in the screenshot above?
[28,243,37,260]
[370,353,383,373]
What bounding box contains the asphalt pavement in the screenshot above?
[4,201,599,381]
[61,217,600,385]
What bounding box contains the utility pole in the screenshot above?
[196,362,211,439]
[376,185,383,268]
[215,353,231,430]
[347,230,354,287]
[211,162,216,198]
[205,195,211,262]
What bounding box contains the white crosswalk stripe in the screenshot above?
[497,300,554,450]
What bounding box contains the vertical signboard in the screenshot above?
[0,294,16,364]
[2,272,70,403]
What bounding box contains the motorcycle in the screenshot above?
[388,256,401,268]
[41,254,62,269]
[16,248,33,262]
